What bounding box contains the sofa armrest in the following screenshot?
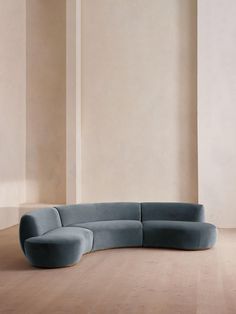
[19,207,62,253]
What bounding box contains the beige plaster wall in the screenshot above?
[66,0,82,204]
[5,0,235,228]
[26,0,66,204]
[81,0,198,203]
[0,0,26,229]
[198,0,236,227]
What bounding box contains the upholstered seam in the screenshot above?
[54,207,63,226]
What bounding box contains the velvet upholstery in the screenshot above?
[19,207,62,253]
[142,202,205,222]
[142,221,217,250]
[55,202,141,226]
[19,202,217,268]
[24,227,93,268]
[72,220,142,251]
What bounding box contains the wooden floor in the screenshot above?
[0,227,236,314]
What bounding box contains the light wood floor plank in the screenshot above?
[0,227,236,314]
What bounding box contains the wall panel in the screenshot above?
[198,0,236,227]
[26,0,66,204]
[81,0,198,203]
[0,0,26,229]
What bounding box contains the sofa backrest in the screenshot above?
[19,207,62,253]
[141,202,205,222]
[55,202,141,226]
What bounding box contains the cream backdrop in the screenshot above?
[66,0,82,204]
[81,0,198,203]
[1,0,236,229]
[26,0,66,204]
[198,0,236,227]
[0,0,26,229]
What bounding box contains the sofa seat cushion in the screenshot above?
[143,221,217,250]
[71,220,143,251]
[24,227,93,268]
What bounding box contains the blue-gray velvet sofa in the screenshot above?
[19,202,217,268]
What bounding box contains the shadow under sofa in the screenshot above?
[19,202,217,268]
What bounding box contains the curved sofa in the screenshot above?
[19,202,217,268]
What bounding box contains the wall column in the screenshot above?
[198,0,236,227]
[66,0,82,203]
